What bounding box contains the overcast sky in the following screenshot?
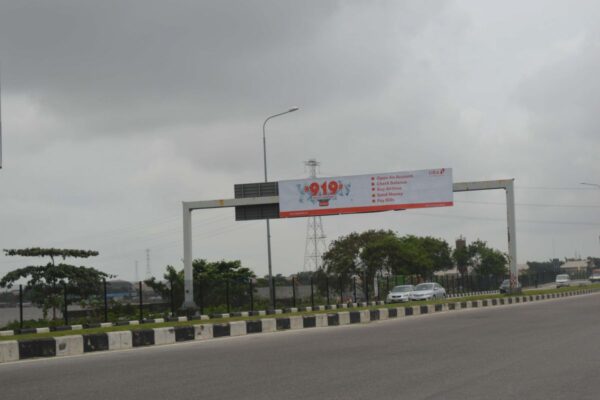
[1,0,599,281]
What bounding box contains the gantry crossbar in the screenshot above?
[181,180,517,308]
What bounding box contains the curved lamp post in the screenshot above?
[263,107,299,309]
[581,183,600,259]
[580,182,600,189]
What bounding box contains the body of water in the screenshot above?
[0,306,57,328]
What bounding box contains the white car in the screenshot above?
[555,274,571,288]
[589,272,600,283]
[386,285,414,303]
[409,283,446,301]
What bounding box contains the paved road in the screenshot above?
[2,294,600,400]
[523,279,590,292]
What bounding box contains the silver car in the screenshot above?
[555,274,571,288]
[409,282,446,301]
[386,285,414,303]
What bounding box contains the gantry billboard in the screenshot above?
[278,168,453,218]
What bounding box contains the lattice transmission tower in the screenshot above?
[303,159,328,271]
[145,249,153,279]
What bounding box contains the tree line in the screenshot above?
[321,229,508,280]
[0,233,512,319]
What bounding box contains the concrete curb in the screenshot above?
[2,288,598,364]
[0,291,498,337]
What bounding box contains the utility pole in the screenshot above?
[134,260,139,282]
[0,71,3,169]
[303,159,327,271]
[145,249,152,279]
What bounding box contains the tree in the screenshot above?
[526,259,561,275]
[144,265,183,309]
[467,240,508,276]
[0,248,109,319]
[194,259,255,309]
[396,235,452,276]
[360,235,431,277]
[588,257,600,272]
[322,230,396,278]
[148,259,256,312]
[421,236,453,271]
[452,245,469,276]
[193,259,255,281]
[322,231,452,279]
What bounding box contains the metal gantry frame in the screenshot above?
[181,179,517,308]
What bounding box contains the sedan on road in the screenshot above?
[556,274,571,288]
[499,279,522,293]
[409,283,446,301]
[386,285,414,303]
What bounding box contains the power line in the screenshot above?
[455,200,600,209]
[92,220,262,263]
[515,185,599,191]
[409,211,600,227]
[41,213,232,250]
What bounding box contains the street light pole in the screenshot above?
[581,183,600,262]
[580,182,600,189]
[262,106,299,309]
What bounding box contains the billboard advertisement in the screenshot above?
[278,168,453,218]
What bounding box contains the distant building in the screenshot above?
[560,259,588,273]
[106,280,135,300]
[434,267,461,277]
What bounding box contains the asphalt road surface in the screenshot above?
[2,293,600,400]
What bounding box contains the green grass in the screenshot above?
[1,284,598,342]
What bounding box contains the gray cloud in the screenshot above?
[1,1,600,280]
[1,1,450,136]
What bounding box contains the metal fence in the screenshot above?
[0,270,590,330]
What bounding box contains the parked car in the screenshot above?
[499,279,522,293]
[409,283,446,301]
[589,269,600,283]
[386,285,414,303]
[555,274,571,288]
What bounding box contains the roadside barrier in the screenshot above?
[1,288,598,364]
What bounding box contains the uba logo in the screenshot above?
[428,168,446,175]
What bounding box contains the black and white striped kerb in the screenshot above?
[276,318,290,330]
[174,326,195,341]
[0,287,575,338]
[1,289,597,364]
[83,334,109,352]
[369,310,380,321]
[327,314,339,326]
[303,316,316,328]
[132,330,154,347]
[213,324,230,337]
[18,339,56,359]
[246,320,262,334]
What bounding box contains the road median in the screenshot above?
[2,286,599,364]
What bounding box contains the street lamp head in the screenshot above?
[288,106,299,113]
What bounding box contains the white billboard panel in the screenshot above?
[278,168,453,218]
